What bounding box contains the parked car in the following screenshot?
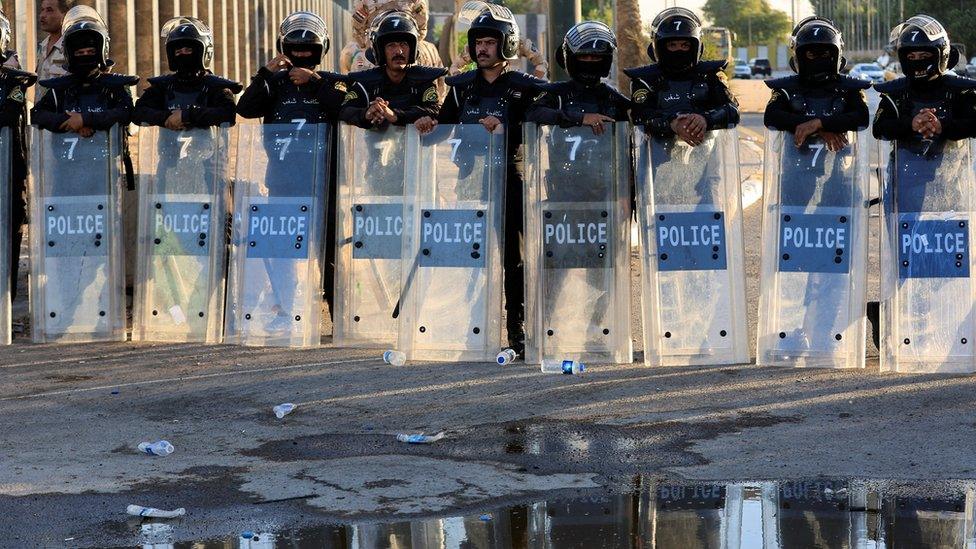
[849,63,885,84]
[967,57,976,78]
[733,59,751,79]
[749,58,771,78]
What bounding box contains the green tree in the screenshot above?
[703,0,792,46]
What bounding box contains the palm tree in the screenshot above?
[615,0,646,85]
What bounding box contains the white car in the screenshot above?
[967,56,976,78]
[849,63,885,84]
[733,60,751,79]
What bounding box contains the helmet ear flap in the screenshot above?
[949,47,960,70]
[789,57,796,73]
[276,37,283,54]
[556,44,567,68]
[839,56,847,72]
[646,43,655,62]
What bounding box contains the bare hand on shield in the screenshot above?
[820,131,848,152]
[60,112,86,133]
[414,116,438,135]
[671,114,705,146]
[266,53,292,72]
[582,113,614,135]
[367,98,397,126]
[164,110,186,131]
[793,118,823,148]
[912,108,941,139]
[479,115,502,133]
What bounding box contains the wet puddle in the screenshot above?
[128,479,975,548]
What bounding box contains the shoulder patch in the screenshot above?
[422,86,437,103]
[716,71,729,84]
[334,81,347,93]
[7,87,24,103]
[533,91,548,102]
[633,88,649,104]
[342,90,359,104]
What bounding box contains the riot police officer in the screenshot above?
[0,13,36,301]
[339,11,446,128]
[625,7,738,146]
[416,2,544,356]
[238,11,346,123]
[874,15,976,143]
[870,15,976,349]
[133,17,241,129]
[525,21,629,131]
[765,17,869,150]
[31,17,137,139]
[237,11,346,325]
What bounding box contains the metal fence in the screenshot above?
[8,0,353,88]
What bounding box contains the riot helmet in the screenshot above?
[62,17,110,75]
[277,11,330,70]
[369,11,419,66]
[895,15,955,82]
[557,21,616,86]
[457,1,520,61]
[789,16,845,83]
[162,17,214,74]
[649,7,702,72]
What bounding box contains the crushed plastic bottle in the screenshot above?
[541,359,585,375]
[383,350,406,366]
[138,440,174,456]
[126,504,186,518]
[496,348,517,365]
[273,403,296,419]
[396,432,446,444]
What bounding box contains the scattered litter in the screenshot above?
[242,531,254,539]
[126,505,185,518]
[496,348,517,365]
[63,538,75,542]
[273,403,296,419]
[383,350,406,366]
[363,424,375,431]
[137,440,174,456]
[396,432,446,444]
[111,390,119,395]
[479,514,492,521]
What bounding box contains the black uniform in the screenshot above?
[439,69,545,350]
[525,79,630,127]
[874,76,976,143]
[765,74,870,133]
[626,60,739,138]
[0,65,35,299]
[338,65,445,128]
[132,72,241,128]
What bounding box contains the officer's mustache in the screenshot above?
[392,54,406,62]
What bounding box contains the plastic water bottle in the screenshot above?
[541,359,585,375]
[273,403,296,418]
[496,348,517,365]
[383,350,406,366]
[138,440,174,456]
[396,432,446,444]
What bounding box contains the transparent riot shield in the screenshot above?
[397,124,505,362]
[0,128,9,345]
[225,122,330,347]
[333,125,406,349]
[132,127,229,343]
[29,127,125,342]
[880,139,976,373]
[756,131,869,368]
[635,129,748,366]
[522,122,633,366]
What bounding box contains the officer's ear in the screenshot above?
[948,47,960,70]
[646,44,656,62]
[555,44,566,68]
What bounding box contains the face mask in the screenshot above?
[799,57,837,82]
[172,54,201,74]
[659,47,697,73]
[903,58,937,81]
[285,47,320,69]
[68,54,99,75]
[569,58,611,86]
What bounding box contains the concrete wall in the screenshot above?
[7,0,352,89]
